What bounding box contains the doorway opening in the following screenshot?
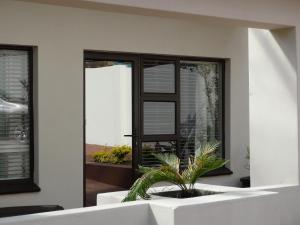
[84,53,138,206]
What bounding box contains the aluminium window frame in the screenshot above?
[83,50,232,182]
[0,44,40,194]
[83,51,231,206]
[139,54,228,174]
[140,56,180,164]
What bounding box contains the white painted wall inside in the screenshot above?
[249,28,299,186]
[0,0,249,208]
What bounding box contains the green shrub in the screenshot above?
[93,151,112,164]
[111,145,131,160]
[93,145,132,164]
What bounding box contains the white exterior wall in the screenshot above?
[0,184,279,225]
[0,202,152,225]
[249,28,299,186]
[0,0,249,208]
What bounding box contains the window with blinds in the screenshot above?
[0,47,32,181]
[140,57,224,168]
[140,58,178,167]
[180,61,223,163]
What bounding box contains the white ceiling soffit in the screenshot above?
[16,0,293,29]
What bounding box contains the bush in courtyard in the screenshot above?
[111,145,131,161]
[93,145,132,164]
[93,151,112,164]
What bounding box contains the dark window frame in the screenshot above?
[83,51,232,192]
[140,57,179,160]
[0,45,40,194]
[140,55,228,169]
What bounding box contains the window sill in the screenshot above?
[0,180,41,195]
[202,167,233,177]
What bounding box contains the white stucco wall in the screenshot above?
[0,0,247,208]
[0,184,279,225]
[249,28,299,186]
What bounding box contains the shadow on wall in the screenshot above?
[250,28,297,103]
[249,27,299,187]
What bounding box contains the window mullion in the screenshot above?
[175,58,181,160]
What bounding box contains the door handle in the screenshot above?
[124,134,134,137]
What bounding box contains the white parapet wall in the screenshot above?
[251,184,300,225]
[0,202,151,225]
[0,184,278,225]
[98,184,279,225]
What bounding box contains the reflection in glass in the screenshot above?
[84,60,133,206]
[180,61,223,162]
[141,141,176,167]
[0,49,30,180]
[85,61,133,159]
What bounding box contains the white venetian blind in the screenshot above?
[180,61,223,162]
[143,102,175,135]
[143,60,175,93]
[0,49,31,180]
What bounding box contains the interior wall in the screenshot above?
[0,0,249,208]
[249,28,299,186]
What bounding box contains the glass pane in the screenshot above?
[85,61,132,163]
[85,60,133,205]
[144,102,175,135]
[141,141,176,167]
[0,49,30,180]
[143,60,175,93]
[180,61,223,162]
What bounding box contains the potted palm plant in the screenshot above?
[123,142,228,202]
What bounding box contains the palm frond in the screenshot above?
[122,166,186,202]
[152,154,185,189]
[183,142,227,186]
[195,141,220,158]
[123,142,228,202]
[138,165,153,174]
[153,153,180,172]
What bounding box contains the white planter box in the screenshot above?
[0,184,280,225]
[97,183,280,225]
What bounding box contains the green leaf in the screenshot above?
[122,165,187,202]
[183,142,227,186]
[152,153,180,172]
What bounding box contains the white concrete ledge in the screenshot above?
[0,202,151,225]
[0,184,279,225]
[97,183,279,225]
[97,183,276,206]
